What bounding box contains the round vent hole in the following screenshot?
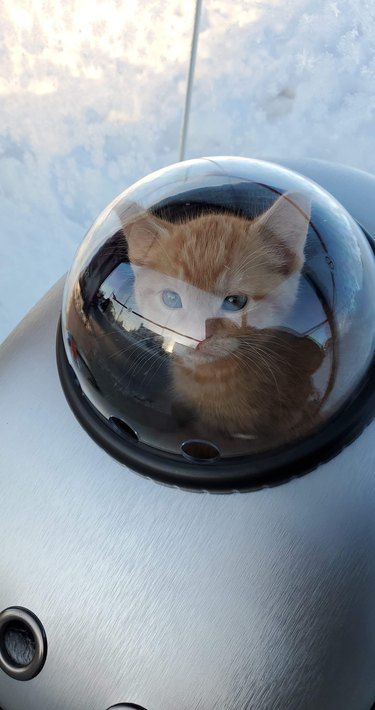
[1,620,36,667]
[181,439,220,462]
[110,417,139,442]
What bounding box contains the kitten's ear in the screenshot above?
[255,191,311,269]
[118,202,171,265]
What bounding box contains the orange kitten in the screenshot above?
[122,193,323,444]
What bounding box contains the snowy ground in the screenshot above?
[1,0,375,342]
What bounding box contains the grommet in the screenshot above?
[0,607,47,681]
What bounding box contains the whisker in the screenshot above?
[125,349,165,387]
[107,337,164,360]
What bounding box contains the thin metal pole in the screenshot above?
[179,0,202,162]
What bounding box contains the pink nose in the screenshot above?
[196,335,212,351]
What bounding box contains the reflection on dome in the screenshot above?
[62,158,375,462]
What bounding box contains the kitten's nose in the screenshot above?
[195,318,218,347]
[205,318,222,338]
[185,318,219,344]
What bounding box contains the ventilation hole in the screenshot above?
[110,417,139,442]
[1,620,36,667]
[181,439,220,462]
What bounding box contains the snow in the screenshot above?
[1,0,375,343]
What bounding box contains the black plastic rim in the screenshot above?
[56,305,375,493]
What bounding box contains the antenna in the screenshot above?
[179,0,202,162]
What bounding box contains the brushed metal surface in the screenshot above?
[0,161,375,709]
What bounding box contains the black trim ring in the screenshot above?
[56,318,375,493]
[0,607,47,681]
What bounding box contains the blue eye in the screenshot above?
[222,295,248,311]
[161,289,182,309]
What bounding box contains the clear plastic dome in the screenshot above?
[61,157,375,473]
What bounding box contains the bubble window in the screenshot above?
[57,157,375,490]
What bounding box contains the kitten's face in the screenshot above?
[122,193,310,369]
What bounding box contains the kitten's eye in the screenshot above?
[161,289,182,309]
[222,295,248,311]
